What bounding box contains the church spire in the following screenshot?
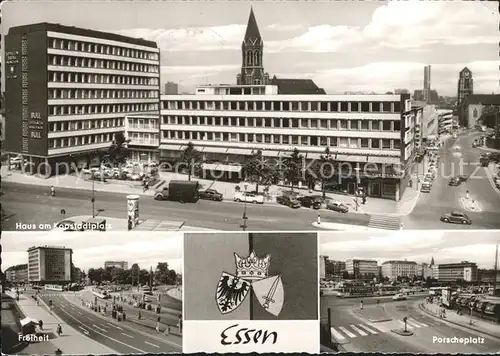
[243,7,262,44]
[430,257,435,266]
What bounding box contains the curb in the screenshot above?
[62,295,182,347]
[391,329,414,336]
[368,318,393,323]
[418,303,500,341]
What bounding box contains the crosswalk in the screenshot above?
[331,317,433,341]
[368,214,401,230]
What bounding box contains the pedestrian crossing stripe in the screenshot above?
[331,318,431,340]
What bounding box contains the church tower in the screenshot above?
[236,7,270,85]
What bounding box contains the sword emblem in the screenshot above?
[262,275,281,309]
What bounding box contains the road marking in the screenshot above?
[338,326,357,338]
[350,324,368,336]
[77,311,83,315]
[121,332,134,338]
[330,327,346,340]
[92,324,108,333]
[357,324,378,334]
[406,319,422,328]
[106,323,123,330]
[78,326,90,335]
[410,319,427,327]
[365,321,392,333]
[145,341,160,348]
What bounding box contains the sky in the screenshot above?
[320,231,500,269]
[2,232,183,273]
[2,0,499,96]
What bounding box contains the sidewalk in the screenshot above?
[7,292,115,355]
[419,301,500,340]
[312,221,391,232]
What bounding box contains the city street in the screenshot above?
[320,294,500,353]
[33,289,182,353]
[404,131,500,229]
[1,182,370,231]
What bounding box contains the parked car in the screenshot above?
[276,195,301,208]
[326,200,349,213]
[234,192,264,204]
[448,177,461,186]
[299,195,323,209]
[199,189,223,201]
[484,301,500,322]
[392,293,406,301]
[440,210,472,225]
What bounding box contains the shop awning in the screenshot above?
[201,163,243,173]
[227,148,253,155]
[158,144,183,151]
[203,147,229,154]
[262,150,280,157]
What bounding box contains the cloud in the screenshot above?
[2,232,183,273]
[266,24,303,32]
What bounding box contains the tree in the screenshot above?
[307,147,336,198]
[167,269,178,285]
[282,148,304,191]
[244,150,278,193]
[130,263,140,286]
[180,142,201,181]
[107,132,130,165]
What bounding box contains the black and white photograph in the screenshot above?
[1,0,499,232]
[1,231,183,355]
[319,230,500,353]
[182,232,318,352]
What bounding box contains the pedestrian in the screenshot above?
[360,300,364,310]
[39,320,43,330]
[56,324,62,336]
[138,311,142,320]
[156,317,161,333]
[164,326,170,336]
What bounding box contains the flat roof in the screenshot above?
[7,22,158,48]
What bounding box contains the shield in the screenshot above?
[215,272,251,314]
[252,275,284,317]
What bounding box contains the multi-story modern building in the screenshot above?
[345,259,378,280]
[423,65,431,102]
[27,245,73,284]
[124,114,160,162]
[5,264,28,284]
[457,67,473,126]
[416,262,433,279]
[104,261,128,269]
[434,261,478,283]
[4,23,160,173]
[164,82,179,95]
[478,269,500,285]
[381,260,417,280]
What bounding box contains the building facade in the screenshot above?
[160,88,414,200]
[124,114,160,162]
[104,261,128,269]
[4,23,160,173]
[5,264,28,284]
[478,269,500,285]
[416,262,433,279]
[27,245,73,284]
[164,81,179,95]
[381,260,417,280]
[345,259,378,280]
[457,67,473,126]
[435,261,478,283]
[423,65,431,102]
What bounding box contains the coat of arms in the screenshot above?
[215,251,284,317]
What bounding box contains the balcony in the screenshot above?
[128,139,159,147]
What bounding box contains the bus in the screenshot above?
[44,284,64,292]
[337,286,375,298]
[92,288,110,299]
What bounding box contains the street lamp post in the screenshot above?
[242,182,249,231]
[354,167,361,211]
[91,173,95,218]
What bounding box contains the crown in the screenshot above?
[234,251,271,281]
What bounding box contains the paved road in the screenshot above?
[405,131,500,230]
[1,182,369,231]
[320,295,500,353]
[33,290,182,353]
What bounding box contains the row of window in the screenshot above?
[127,118,159,130]
[49,71,159,85]
[163,100,402,113]
[49,37,159,60]
[49,104,159,116]
[128,133,159,145]
[162,115,401,132]
[163,131,401,150]
[50,118,124,132]
[48,55,159,73]
[49,89,159,100]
